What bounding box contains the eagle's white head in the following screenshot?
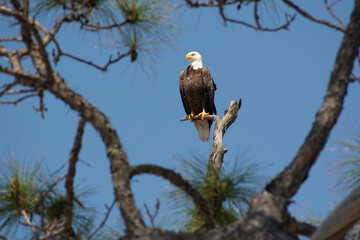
[186,51,203,70]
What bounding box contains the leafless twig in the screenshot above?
[144,199,160,228]
[281,0,345,32]
[55,50,132,72]
[325,0,346,29]
[88,200,116,239]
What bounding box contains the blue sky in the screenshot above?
[1,0,359,233]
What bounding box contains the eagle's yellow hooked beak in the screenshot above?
[186,54,192,60]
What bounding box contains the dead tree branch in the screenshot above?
[180,99,242,175]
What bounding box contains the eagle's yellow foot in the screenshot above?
[197,109,209,120]
[185,112,195,121]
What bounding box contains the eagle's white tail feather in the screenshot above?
[194,120,210,142]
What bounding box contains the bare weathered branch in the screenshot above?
[180,99,242,175]
[208,99,241,174]
[130,164,215,230]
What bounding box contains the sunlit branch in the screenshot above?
[21,209,36,234]
[181,99,242,174]
[0,37,22,42]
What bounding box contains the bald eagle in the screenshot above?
[179,51,217,142]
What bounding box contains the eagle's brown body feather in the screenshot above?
[179,65,217,141]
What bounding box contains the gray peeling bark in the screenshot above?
[180,99,242,176]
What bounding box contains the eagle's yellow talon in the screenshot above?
[185,112,195,121]
[197,109,209,120]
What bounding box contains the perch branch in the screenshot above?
[208,99,241,175]
[130,164,215,230]
[181,99,242,175]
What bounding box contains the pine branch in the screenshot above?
[64,118,87,239]
[130,164,215,230]
[266,0,360,200]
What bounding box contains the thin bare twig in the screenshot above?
[34,175,66,214]
[0,93,38,105]
[281,0,345,32]
[58,50,132,72]
[144,199,160,228]
[88,200,116,239]
[325,0,346,29]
